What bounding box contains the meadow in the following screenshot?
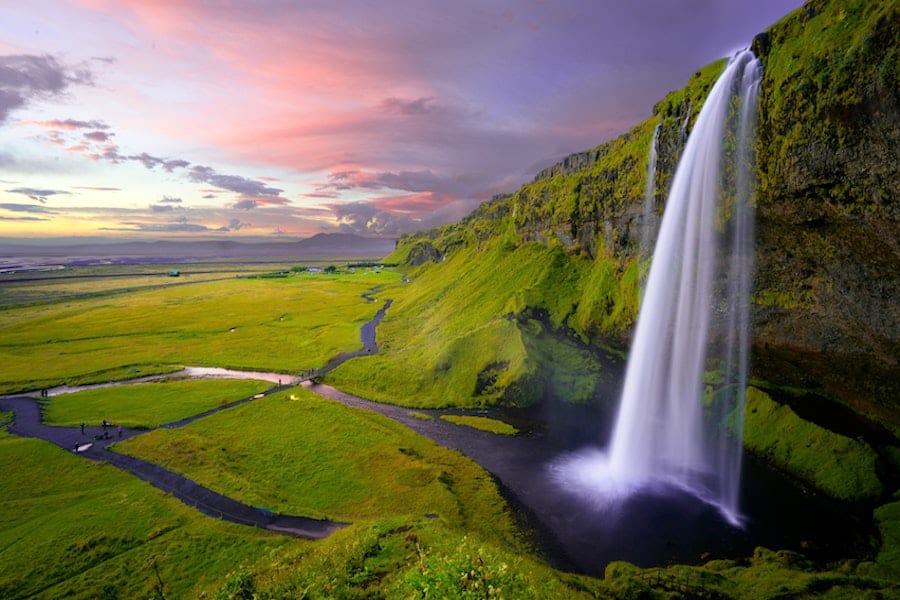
[0,429,307,599]
[0,266,401,394]
[0,262,297,306]
[2,261,898,598]
[115,388,517,527]
[43,378,271,428]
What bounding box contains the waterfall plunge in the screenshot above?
[553,50,761,527]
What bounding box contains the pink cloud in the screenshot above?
[370,192,453,216]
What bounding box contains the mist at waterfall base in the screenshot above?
[551,50,761,532]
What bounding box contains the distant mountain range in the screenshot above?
[0,233,396,261]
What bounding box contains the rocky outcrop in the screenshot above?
[750,0,900,417]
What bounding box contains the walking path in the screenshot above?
[0,393,346,538]
[0,294,393,539]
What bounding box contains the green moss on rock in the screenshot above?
[742,387,882,500]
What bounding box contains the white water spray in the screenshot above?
[554,50,761,527]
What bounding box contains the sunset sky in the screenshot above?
[1,0,803,241]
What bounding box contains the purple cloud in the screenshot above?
[5,187,71,203]
[379,96,437,116]
[104,221,213,233]
[160,195,182,203]
[233,199,258,210]
[330,200,414,236]
[84,130,112,142]
[22,118,109,130]
[0,202,55,213]
[189,165,284,198]
[0,54,94,123]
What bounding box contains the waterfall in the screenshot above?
[553,50,761,527]
[639,122,661,272]
[679,100,693,145]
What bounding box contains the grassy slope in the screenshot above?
[325,59,731,412]
[0,271,399,394]
[114,386,619,597]
[743,387,882,501]
[43,378,271,428]
[0,429,302,599]
[327,236,620,408]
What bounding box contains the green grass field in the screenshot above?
[0,262,306,307]
[440,414,519,435]
[115,388,516,534]
[0,429,305,599]
[0,270,401,394]
[43,378,272,428]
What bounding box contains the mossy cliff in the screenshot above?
[750,0,899,422]
[384,0,898,425]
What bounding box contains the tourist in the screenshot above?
[117,425,123,438]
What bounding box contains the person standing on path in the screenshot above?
[81,423,85,434]
[117,425,123,438]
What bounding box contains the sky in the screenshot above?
[1,0,804,241]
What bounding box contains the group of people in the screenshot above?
[73,419,124,453]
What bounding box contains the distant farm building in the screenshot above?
[168,270,180,277]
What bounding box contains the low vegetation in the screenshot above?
[440,414,519,436]
[742,387,882,500]
[0,429,305,599]
[210,517,605,599]
[115,388,517,533]
[327,236,616,409]
[0,270,401,394]
[43,378,271,428]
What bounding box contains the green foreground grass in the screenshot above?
[43,378,271,428]
[115,388,516,532]
[0,429,304,600]
[0,270,400,394]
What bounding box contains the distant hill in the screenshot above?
[0,234,396,262]
[295,233,396,256]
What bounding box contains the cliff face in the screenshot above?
[749,0,900,418]
[394,0,899,420]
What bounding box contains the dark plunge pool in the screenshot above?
[483,398,876,576]
[308,382,878,578]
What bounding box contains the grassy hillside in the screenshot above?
[328,235,623,408]
[331,0,899,427]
